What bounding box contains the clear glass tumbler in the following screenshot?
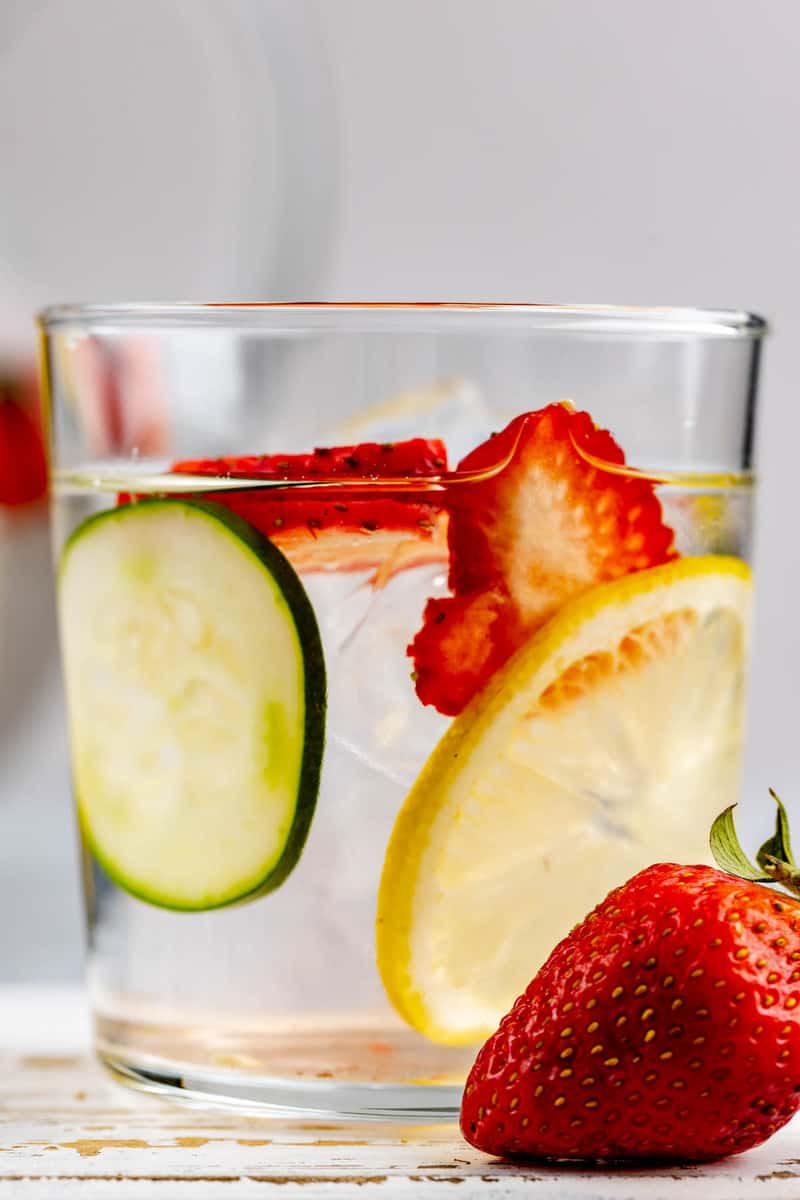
[39,303,764,1119]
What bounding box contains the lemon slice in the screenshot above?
[376,556,751,1045]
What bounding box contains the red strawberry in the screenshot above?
[0,370,47,506]
[410,589,522,716]
[461,796,800,1164]
[167,439,449,575]
[410,403,677,715]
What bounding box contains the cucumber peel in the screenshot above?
[58,498,326,911]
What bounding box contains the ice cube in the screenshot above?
[326,563,450,787]
[326,377,493,463]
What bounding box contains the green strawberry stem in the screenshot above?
[710,789,800,899]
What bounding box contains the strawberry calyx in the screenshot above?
[710,789,800,899]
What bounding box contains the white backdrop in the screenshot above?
[2,0,799,977]
[313,0,800,825]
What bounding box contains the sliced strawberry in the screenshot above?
[411,589,521,716]
[410,404,677,715]
[169,439,449,575]
[175,439,448,481]
[0,372,47,506]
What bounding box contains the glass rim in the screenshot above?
[37,301,768,338]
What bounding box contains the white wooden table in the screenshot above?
[2,987,800,1198]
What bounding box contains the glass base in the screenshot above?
[96,1014,467,1121]
[102,1054,462,1122]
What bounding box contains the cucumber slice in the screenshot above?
[58,498,326,911]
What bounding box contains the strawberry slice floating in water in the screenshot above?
[410,403,678,715]
[166,439,450,576]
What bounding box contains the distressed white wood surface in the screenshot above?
[2,988,800,1198]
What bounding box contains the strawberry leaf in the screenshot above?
[756,788,796,871]
[709,805,773,882]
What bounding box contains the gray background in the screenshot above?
[1,0,798,978]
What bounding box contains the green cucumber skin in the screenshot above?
[63,497,327,912]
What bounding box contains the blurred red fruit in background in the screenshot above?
[0,369,47,506]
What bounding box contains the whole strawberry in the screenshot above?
[461,796,800,1162]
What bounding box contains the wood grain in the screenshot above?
[1,989,800,1196]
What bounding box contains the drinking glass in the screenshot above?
[39,303,764,1119]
